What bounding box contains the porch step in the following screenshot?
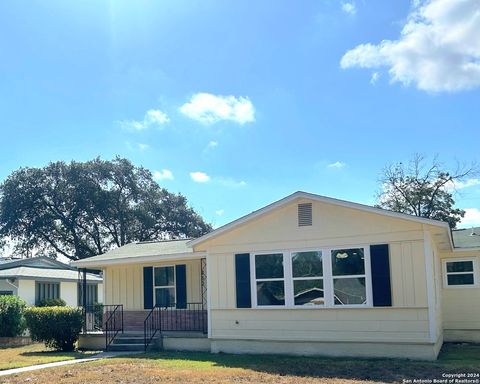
[108,343,145,352]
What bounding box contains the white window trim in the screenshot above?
[442,257,479,289]
[250,245,373,309]
[153,265,176,307]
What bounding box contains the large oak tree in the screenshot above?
[0,158,212,260]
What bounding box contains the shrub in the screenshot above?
[24,306,83,351]
[0,295,26,337]
[37,298,67,307]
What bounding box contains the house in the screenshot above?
[0,256,103,306]
[72,191,480,360]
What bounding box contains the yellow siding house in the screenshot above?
[73,191,480,360]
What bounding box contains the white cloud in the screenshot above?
[180,93,255,125]
[153,169,174,181]
[207,141,218,149]
[327,161,346,169]
[370,72,380,85]
[190,171,211,183]
[119,109,169,131]
[125,141,150,151]
[138,143,149,151]
[217,177,247,188]
[215,209,224,216]
[459,208,480,227]
[340,0,480,92]
[342,2,357,15]
[446,178,480,191]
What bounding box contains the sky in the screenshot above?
[0,0,479,229]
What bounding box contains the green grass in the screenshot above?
[0,343,96,371]
[2,343,479,384]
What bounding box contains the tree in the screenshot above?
[0,157,212,260]
[377,154,477,228]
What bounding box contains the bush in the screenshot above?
[37,298,67,307]
[24,306,83,351]
[0,295,26,337]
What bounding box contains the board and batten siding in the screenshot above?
[103,259,202,310]
[440,250,480,341]
[196,198,433,344]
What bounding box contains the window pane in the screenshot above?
[447,261,473,273]
[333,278,366,305]
[331,248,365,276]
[294,279,324,306]
[256,281,285,306]
[292,251,323,278]
[155,287,175,307]
[255,254,284,279]
[447,274,474,286]
[155,266,175,287]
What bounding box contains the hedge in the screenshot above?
[0,295,26,337]
[37,298,67,307]
[24,306,83,351]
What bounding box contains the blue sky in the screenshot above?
[0,0,479,229]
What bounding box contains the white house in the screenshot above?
[0,256,103,306]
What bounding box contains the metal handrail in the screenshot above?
[105,304,124,350]
[143,302,207,351]
[144,306,160,352]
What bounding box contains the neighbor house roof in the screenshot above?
[0,266,102,282]
[71,239,205,268]
[0,256,76,271]
[452,227,480,249]
[188,191,452,248]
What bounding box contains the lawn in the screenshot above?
[1,343,479,383]
[0,343,96,371]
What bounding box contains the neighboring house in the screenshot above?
[72,191,480,360]
[0,256,103,306]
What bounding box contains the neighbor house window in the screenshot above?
[292,251,324,306]
[154,266,175,307]
[331,248,367,305]
[35,282,60,304]
[77,284,99,306]
[444,259,477,287]
[255,253,285,306]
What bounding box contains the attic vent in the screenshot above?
[298,203,312,227]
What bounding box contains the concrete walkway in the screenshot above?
[0,351,141,377]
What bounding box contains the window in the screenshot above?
[154,266,175,307]
[78,284,99,306]
[254,253,285,306]
[331,248,367,305]
[444,259,477,287]
[250,245,372,308]
[35,282,60,304]
[292,251,324,306]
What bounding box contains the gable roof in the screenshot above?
[452,227,480,249]
[188,191,451,248]
[0,256,76,272]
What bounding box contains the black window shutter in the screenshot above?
[143,266,154,309]
[235,253,252,308]
[175,264,187,309]
[370,244,392,307]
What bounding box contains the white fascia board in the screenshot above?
[188,191,451,248]
[71,251,207,268]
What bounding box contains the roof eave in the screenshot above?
[71,251,207,268]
